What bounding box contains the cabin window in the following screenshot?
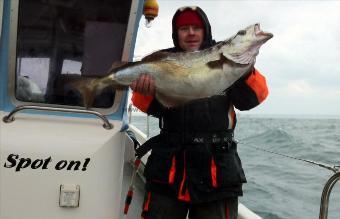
[14,0,132,108]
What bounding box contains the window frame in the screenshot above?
[7,0,140,116]
[0,0,3,41]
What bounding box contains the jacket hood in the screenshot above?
[171,6,214,51]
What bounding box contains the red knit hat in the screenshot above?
[175,9,203,29]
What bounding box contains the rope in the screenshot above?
[237,139,339,173]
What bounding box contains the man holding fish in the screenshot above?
[131,6,270,219]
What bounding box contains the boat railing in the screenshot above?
[319,170,340,219]
[128,103,150,138]
[243,141,340,219]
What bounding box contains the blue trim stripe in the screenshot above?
[0,0,11,110]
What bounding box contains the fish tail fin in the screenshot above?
[68,74,129,108]
[73,77,128,108]
[82,87,95,109]
[68,79,96,108]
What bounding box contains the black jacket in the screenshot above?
[132,6,268,203]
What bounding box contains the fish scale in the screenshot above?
[74,23,273,108]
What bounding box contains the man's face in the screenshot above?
[177,25,204,52]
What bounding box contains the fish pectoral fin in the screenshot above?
[206,60,222,69]
[222,51,255,65]
[206,53,247,69]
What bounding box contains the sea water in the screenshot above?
[129,114,340,219]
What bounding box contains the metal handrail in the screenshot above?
[128,103,133,123]
[319,171,340,219]
[2,105,113,130]
[128,103,150,138]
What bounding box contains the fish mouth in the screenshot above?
[254,23,273,39]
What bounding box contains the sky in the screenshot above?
[133,0,340,116]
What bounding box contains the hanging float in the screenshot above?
[143,0,159,27]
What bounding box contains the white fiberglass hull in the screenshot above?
[0,111,131,219]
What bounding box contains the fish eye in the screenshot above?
[237,30,246,35]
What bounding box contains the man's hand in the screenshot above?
[130,74,156,96]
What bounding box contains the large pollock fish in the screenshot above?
[75,23,273,108]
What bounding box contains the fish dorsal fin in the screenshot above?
[108,61,129,72]
[142,51,174,62]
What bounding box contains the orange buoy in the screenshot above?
[143,0,159,27]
